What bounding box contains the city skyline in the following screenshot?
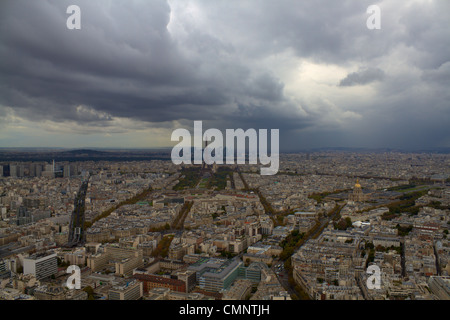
[1,0,449,151]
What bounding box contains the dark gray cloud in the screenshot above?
[339,68,385,87]
[0,0,290,125]
[421,62,450,85]
[0,0,449,150]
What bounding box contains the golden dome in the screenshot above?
[355,178,361,188]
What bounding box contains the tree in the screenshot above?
[83,286,95,300]
[396,224,413,236]
[280,247,294,261]
[83,286,94,295]
[291,293,300,300]
[335,219,347,230]
[344,217,352,229]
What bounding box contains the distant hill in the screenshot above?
[0,148,171,162]
[59,149,111,156]
[287,147,450,154]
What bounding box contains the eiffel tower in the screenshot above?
[202,134,210,171]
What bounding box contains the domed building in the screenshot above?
[348,178,369,202]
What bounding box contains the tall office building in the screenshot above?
[43,162,55,178]
[23,252,58,280]
[71,163,78,176]
[29,163,36,177]
[64,164,71,178]
[17,165,24,177]
[36,164,42,177]
[0,165,3,177]
[9,164,17,178]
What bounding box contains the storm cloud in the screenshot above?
[0,0,449,150]
[339,68,385,87]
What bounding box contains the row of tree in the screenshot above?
[171,201,193,229]
[84,186,153,229]
[151,235,175,258]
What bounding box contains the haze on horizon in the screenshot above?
[0,0,449,152]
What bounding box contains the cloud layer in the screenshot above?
[339,68,385,87]
[0,0,449,150]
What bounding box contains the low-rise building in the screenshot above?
[108,279,143,300]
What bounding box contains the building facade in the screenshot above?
[23,252,58,280]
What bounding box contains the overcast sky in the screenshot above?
[0,0,449,151]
